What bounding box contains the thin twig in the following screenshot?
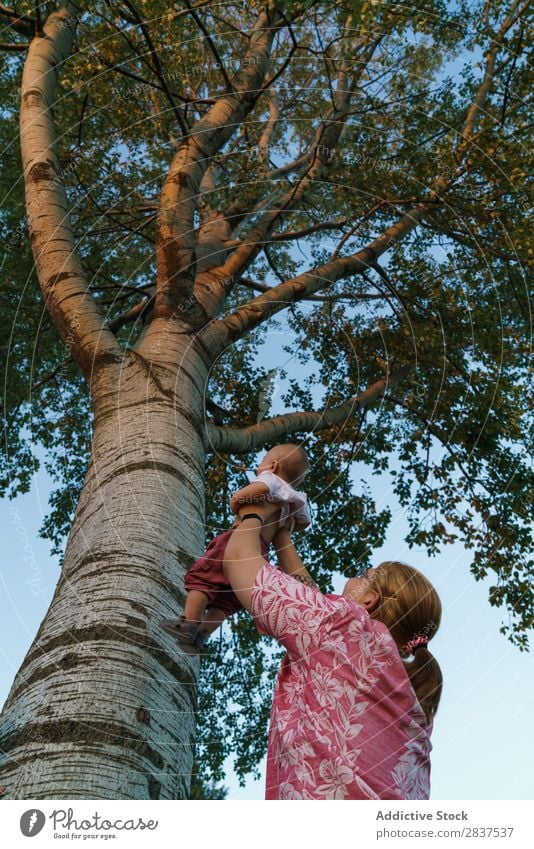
[0,41,30,50]
[183,0,234,92]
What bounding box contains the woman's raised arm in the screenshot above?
[223,516,269,613]
[272,528,319,588]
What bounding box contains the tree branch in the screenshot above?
[184,0,234,92]
[0,4,34,37]
[203,208,424,353]
[263,216,350,242]
[420,214,527,262]
[20,2,120,377]
[331,203,384,259]
[209,22,384,274]
[258,88,280,170]
[236,276,384,303]
[107,297,152,333]
[203,26,383,313]
[221,215,351,250]
[96,55,197,106]
[119,0,189,134]
[0,41,30,51]
[203,8,520,354]
[154,6,285,322]
[206,368,410,454]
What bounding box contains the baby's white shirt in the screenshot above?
[250,470,312,529]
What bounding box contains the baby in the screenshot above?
[161,443,312,654]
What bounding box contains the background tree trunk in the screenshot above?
[0,341,208,799]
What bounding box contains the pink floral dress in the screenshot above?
[250,563,433,800]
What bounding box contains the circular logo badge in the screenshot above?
[20,809,46,837]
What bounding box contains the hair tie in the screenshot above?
[407,635,430,654]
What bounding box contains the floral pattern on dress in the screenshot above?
[390,706,433,800]
[251,563,433,800]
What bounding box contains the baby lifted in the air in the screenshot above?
[161,443,312,654]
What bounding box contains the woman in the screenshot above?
[223,511,443,800]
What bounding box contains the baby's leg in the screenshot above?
[201,606,227,635]
[183,589,209,623]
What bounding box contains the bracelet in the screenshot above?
[239,513,264,525]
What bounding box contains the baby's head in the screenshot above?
[257,443,309,487]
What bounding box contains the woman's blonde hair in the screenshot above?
[368,561,443,724]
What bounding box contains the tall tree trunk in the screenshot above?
[0,339,209,799]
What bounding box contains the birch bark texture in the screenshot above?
[1,4,213,797]
[0,341,209,799]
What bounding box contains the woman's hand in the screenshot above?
[272,525,319,589]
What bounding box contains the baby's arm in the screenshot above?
[230,481,270,513]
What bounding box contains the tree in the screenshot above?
[0,0,531,799]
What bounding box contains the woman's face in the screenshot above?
[342,567,381,611]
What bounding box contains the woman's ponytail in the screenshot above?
[404,645,443,723]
